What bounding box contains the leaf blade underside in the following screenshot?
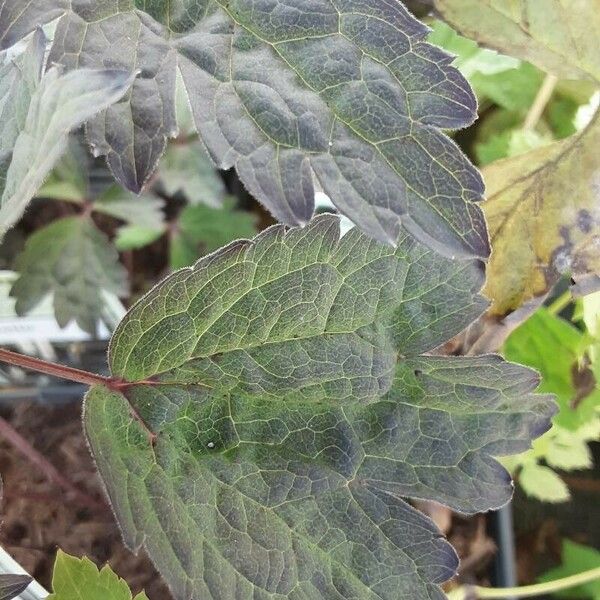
[85,216,554,600]
[0,29,133,237]
[3,0,489,257]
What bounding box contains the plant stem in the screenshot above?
[0,348,116,388]
[0,416,106,510]
[523,73,559,131]
[459,566,600,598]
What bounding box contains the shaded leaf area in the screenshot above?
[10,216,127,334]
[2,0,488,257]
[0,574,32,600]
[48,551,148,600]
[432,0,600,312]
[432,0,600,82]
[502,308,600,503]
[0,29,132,237]
[85,216,554,599]
[482,111,600,313]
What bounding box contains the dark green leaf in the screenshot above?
[4,1,489,257]
[11,216,128,334]
[85,216,553,599]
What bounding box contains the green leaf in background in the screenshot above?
[0,574,32,600]
[519,463,570,504]
[0,29,132,237]
[48,551,148,600]
[432,0,600,82]
[2,2,490,258]
[84,215,553,600]
[427,20,519,79]
[170,198,258,269]
[93,187,165,230]
[503,307,600,502]
[504,308,599,431]
[538,540,600,599]
[10,217,128,334]
[159,142,226,208]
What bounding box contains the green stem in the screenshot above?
[458,565,600,598]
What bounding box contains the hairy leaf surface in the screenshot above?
[11,216,128,334]
[48,551,148,600]
[433,0,600,82]
[85,216,553,599]
[0,30,133,236]
[2,1,489,257]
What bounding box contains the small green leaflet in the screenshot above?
[0,29,132,237]
[0,574,32,600]
[48,551,148,600]
[1,1,489,257]
[11,216,128,334]
[85,216,554,599]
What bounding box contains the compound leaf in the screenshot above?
[432,0,600,82]
[3,1,489,257]
[48,550,148,600]
[11,216,128,334]
[85,215,553,600]
[0,29,133,237]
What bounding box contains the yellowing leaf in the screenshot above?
[48,551,147,600]
[483,112,600,313]
[433,0,600,82]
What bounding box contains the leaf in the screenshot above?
[545,429,593,471]
[11,216,128,334]
[482,112,600,312]
[0,29,133,237]
[0,574,32,600]
[48,550,148,600]
[519,463,570,503]
[5,2,489,257]
[93,186,166,231]
[159,142,226,208]
[504,308,600,431]
[538,540,600,599]
[84,215,553,600]
[171,198,258,268]
[432,0,600,82]
[427,20,520,79]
